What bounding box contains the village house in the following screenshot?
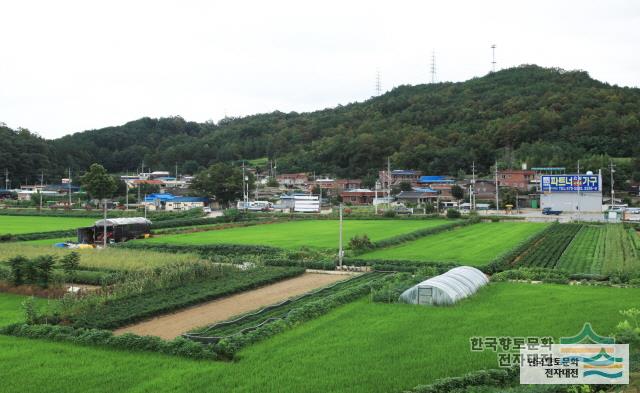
[340,189,377,205]
[497,169,535,191]
[378,169,422,187]
[276,173,309,188]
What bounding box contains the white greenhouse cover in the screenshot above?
[399,266,489,306]
[93,217,152,226]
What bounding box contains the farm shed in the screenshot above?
[77,217,152,244]
[399,266,488,306]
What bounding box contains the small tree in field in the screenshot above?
[60,252,81,284]
[34,255,56,288]
[8,255,27,286]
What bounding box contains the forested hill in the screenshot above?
[3,65,640,185]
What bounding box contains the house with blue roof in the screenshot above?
[144,193,208,212]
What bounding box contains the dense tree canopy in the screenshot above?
[2,65,640,186]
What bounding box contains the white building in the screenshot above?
[540,172,603,212]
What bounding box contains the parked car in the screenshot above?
[542,207,562,215]
[394,206,413,215]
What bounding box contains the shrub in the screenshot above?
[349,234,373,251]
[60,252,81,283]
[383,210,397,218]
[446,208,461,219]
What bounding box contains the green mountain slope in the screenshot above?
[3,65,640,185]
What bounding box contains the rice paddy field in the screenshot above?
[0,241,204,270]
[358,222,549,265]
[142,219,452,249]
[0,215,95,235]
[0,283,635,393]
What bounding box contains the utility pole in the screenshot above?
[175,162,178,180]
[242,161,247,211]
[387,157,391,210]
[4,168,8,190]
[103,198,107,249]
[576,161,581,222]
[376,70,382,96]
[68,168,72,208]
[610,160,616,208]
[471,161,476,211]
[494,160,499,213]
[338,203,343,268]
[39,171,44,210]
[125,179,129,211]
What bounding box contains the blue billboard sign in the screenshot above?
[541,175,600,192]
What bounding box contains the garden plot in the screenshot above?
[551,224,639,274]
[142,219,451,249]
[114,272,349,339]
[358,222,548,265]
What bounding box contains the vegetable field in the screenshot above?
[358,222,549,265]
[0,283,636,393]
[549,224,639,274]
[142,219,451,249]
[514,224,581,269]
[0,215,94,235]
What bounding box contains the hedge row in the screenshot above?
[248,212,446,221]
[483,223,558,274]
[118,242,283,257]
[264,259,337,270]
[212,273,393,358]
[0,323,217,360]
[404,367,518,393]
[0,229,76,242]
[68,267,304,329]
[370,217,479,250]
[490,268,614,285]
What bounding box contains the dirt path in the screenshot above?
[113,272,348,339]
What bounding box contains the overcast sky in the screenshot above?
[1,0,639,139]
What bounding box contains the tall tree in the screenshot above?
[191,163,253,206]
[81,163,117,202]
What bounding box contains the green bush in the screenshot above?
[406,367,518,393]
[349,234,374,251]
[446,208,461,219]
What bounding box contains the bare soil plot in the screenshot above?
[113,272,348,339]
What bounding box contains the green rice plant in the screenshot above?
[0,283,638,393]
[141,219,452,250]
[359,222,549,266]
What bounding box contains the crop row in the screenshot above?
[556,225,606,274]
[515,224,582,269]
[53,265,304,330]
